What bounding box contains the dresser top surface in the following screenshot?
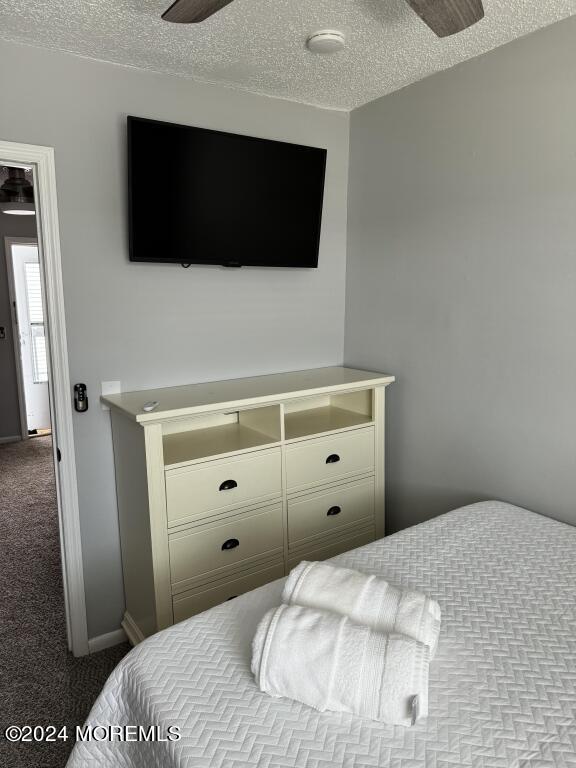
[101,366,394,423]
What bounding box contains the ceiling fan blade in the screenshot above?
[162,0,235,23]
[405,0,484,37]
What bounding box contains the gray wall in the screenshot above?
[0,210,38,439]
[345,18,576,533]
[0,39,350,638]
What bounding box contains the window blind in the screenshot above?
[24,262,48,384]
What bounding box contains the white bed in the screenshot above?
[68,502,576,767]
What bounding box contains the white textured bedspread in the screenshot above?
[68,502,576,767]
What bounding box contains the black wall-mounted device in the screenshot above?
[127,116,327,268]
[74,383,88,413]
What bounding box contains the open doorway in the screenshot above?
[0,145,89,660]
[5,236,52,438]
[0,151,129,767]
[0,171,62,680]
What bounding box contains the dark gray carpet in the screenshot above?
[0,436,130,768]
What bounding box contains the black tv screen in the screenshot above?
[128,116,327,268]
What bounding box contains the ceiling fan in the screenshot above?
[162,0,485,38]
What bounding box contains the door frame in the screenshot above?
[5,235,40,441]
[0,140,89,656]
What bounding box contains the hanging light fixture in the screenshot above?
[0,167,35,215]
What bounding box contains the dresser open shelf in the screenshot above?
[163,424,278,467]
[102,366,394,645]
[284,389,373,440]
[162,404,281,467]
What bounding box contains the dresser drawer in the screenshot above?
[169,504,283,589]
[286,428,374,493]
[165,449,282,526]
[288,478,375,545]
[287,526,375,572]
[172,562,285,623]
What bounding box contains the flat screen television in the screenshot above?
[127,116,327,268]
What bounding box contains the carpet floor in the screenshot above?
[0,436,130,768]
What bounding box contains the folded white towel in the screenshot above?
[282,561,441,658]
[252,604,430,726]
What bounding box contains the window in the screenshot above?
[24,262,48,384]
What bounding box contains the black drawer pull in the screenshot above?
[222,538,239,551]
[326,454,340,464]
[219,479,238,492]
[327,506,341,517]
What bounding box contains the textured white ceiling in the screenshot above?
[0,0,574,110]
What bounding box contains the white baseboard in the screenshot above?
[88,627,127,654]
[0,435,22,444]
[121,611,145,647]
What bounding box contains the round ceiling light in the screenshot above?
[306,30,346,55]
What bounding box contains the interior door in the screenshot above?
[11,243,51,433]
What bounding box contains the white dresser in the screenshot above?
[102,366,394,644]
